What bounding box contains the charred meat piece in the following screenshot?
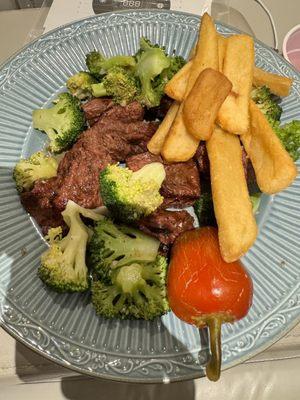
[82,98,114,126]
[137,209,195,245]
[54,147,109,211]
[20,178,65,235]
[99,101,145,124]
[21,102,158,233]
[194,142,210,178]
[144,96,174,121]
[83,99,144,126]
[126,152,200,208]
[126,151,161,169]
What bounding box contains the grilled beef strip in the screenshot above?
[21,101,158,233]
[137,209,195,245]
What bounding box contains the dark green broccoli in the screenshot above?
[91,255,169,320]
[251,86,300,161]
[271,120,300,161]
[86,51,136,78]
[66,71,98,99]
[135,37,171,108]
[100,163,166,223]
[87,218,160,283]
[153,54,186,98]
[91,67,139,106]
[38,200,105,293]
[251,86,282,122]
[13,151,58,192]
[32,93,85,153]
[193,192,217,227]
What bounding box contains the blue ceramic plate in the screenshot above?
[0,10,299,383]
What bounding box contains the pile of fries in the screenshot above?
[147,13,297,263]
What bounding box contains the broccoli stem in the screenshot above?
[91,82,107,97]
[101,55,136,70]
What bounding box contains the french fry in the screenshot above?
[185,13,219,96]
[147,102,179,155]
[207,126,258,263]
[165,55,292,103]
[183,68,232,140]
[218,35,227,72]
[164,61,192,102]
[253,66,292,97]
[162,13,219,160]
[218,34,254,134]
[161,103,199,162]
[241,101,297,194]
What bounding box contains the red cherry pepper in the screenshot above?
[167,227,253,381]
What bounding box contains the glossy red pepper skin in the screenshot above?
[167,227,253,381]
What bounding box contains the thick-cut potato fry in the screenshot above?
[185,13,219,96]
[164,62,192,102]
[147,102,179,155]
[241,101,297,194]
[164,61,191,101]
[161,103,199,162]
[218,34,254,134]
[207,126,258,262]
[183,68,232,140]
[165,61,292,104]
[218,35,227,72]
[253,66,292,97]
[162,13,219,161]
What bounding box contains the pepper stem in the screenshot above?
[206,317,222,382]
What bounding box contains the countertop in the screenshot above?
[0,3,300,399]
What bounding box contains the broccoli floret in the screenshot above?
[135,38,185,107]
[194,193,217,227]
[139,37,162,51]
[91,255,169,320]
[86,51,136,78]
[153,54,186,98]
[38,200,105,293]
[32,93,85,153]
[91,67,138,106]
[251,86,282,122]
[13,151,58,192]
[271,120,300,161]
[250,193,261,214]
[135,37,171,108]
[100,163,166,223]
[88,218,160,282]
[251,86,300,161]
[66,71,98,100]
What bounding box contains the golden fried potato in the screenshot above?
[253,66,293,97]
[218,34,227,72]
[218,34,254,134]
[164,43,292,105]
[241,101,297,194]
[147,102,179,155]
[162,13,219,162]
[164,62,192,102]
[185,13,219,96]
[183,68,232,140]
[161,103,199,162]
[207,126,258,263]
